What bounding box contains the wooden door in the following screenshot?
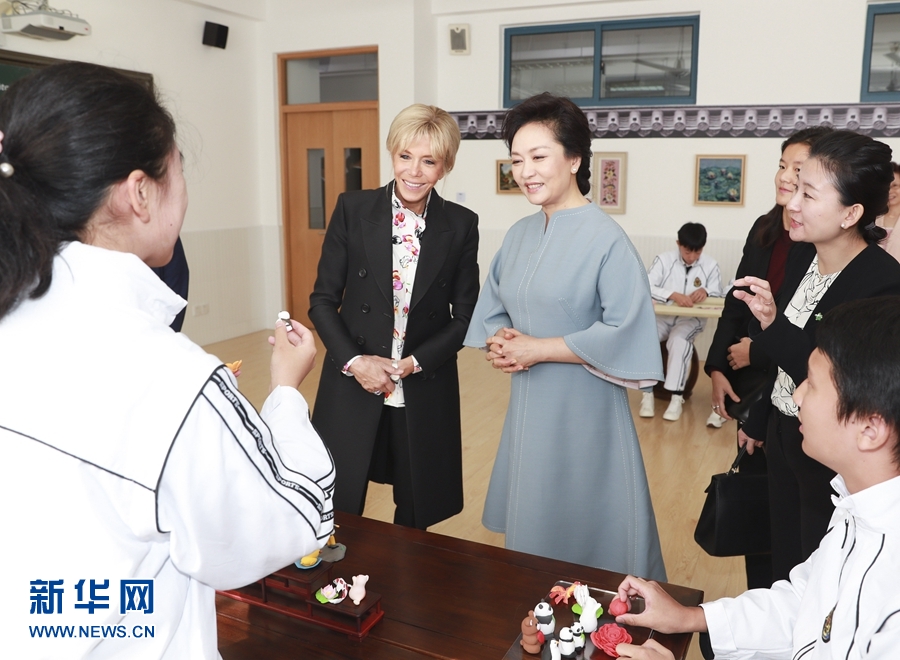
[281,103,379,328]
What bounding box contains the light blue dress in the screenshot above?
[464,204,667,580]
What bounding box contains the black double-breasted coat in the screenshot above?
[309,184,479,528]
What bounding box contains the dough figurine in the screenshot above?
[608,596,630,617]
[534,599,556,637]
[318,527,347,562]
[557,627,576,658]
[225,360,242,377]
[520,610,543,654]
[295,547,321,569]
[277,310,293,332]
[315,577,348,604]
[349,574,368,606]
[549,639,561,660]
[573,584,603,633]
[570,622,585,651]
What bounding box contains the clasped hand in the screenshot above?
[485,327,540,373]
[348,355,409,395]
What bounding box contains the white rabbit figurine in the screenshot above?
[573,583,602,633]
[349,574,369,605]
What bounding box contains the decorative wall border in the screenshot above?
[451,104,900,139]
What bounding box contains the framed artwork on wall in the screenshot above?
[592,152,627,214]
[695,155,746,206]
[496,159,521,194]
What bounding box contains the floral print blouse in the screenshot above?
[384,189,428,408]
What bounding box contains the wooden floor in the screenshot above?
[205,330,746,660]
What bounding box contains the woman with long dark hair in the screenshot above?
[735,130,900,582]
[0,63,334,657]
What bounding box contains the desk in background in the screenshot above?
[217,513,703,660]
[653,296,725,319]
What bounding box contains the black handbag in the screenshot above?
[694,446,770,557]
[723,366,770,424]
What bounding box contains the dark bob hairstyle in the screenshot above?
[501,92,593,196]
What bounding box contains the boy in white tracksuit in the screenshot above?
[612,297,900,660]
[643,223,722,421]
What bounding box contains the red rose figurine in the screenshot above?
[608,597,630,617]
[590,623,632,658]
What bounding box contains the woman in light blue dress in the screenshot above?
[464,93,666,580]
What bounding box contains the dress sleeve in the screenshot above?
[463,243,512,348]
[157,367,335,590]
[564,233,664,382]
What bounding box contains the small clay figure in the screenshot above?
[549,639,562,660]
[557,627,576,658]
[573,584,603,633]
[315,577,348,604]
[349,574,368,605]
[520,609,543,654]
[609,596,630,617]
[570,622,585,651]
[534,599,556,637]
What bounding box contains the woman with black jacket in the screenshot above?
[734,130,900,582]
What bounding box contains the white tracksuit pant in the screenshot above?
[656,315,706,392]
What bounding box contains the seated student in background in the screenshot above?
[642,222,722,421]
[613,296,900,660]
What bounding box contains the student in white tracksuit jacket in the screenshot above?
[0,63,334,659]
[610,297,900,660]
[644,223,721,420]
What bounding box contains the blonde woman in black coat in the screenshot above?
[309,104,479,529]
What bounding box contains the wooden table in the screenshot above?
[217,513,703,659]
[653,297,725,319]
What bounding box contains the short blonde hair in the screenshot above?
[386,104,461,173]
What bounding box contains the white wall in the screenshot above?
[4,0,898,350]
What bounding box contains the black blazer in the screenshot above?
[308,184,479,527]
[705,215,816,375]
[743,243,900,439]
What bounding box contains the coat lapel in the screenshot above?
[361,186,394,307]
[410,193,454,311]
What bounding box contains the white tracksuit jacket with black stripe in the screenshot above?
[0,242,335,659]
[702,474,900,659]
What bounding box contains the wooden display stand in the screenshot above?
[218,561,384,640]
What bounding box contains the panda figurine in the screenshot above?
[570,621,586,651]
[557,626,576,658]
[534,599,556,637]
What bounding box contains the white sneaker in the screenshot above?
[663,394,684,421]
[639,392,655,418]
[706,411,727,428]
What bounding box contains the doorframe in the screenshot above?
[277,45,379,320]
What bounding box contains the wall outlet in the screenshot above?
[193,303,209,316]
[456,192,466,204]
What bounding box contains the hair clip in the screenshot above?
[0,162,13,178]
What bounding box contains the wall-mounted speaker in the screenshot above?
[202,21,228,49]
[449,24,470,55]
